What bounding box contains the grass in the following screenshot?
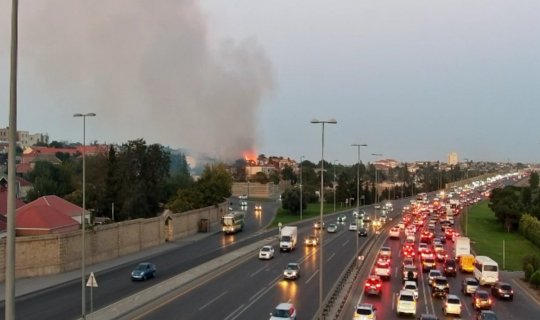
[463,201,540,271]
[270,203,350,227]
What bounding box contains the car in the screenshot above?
[421,231,434,243]
[462,277,479,295]
[435,249,447,262]
[353,303,377,320]
[304,235,319,246]
[254,204,262,211]
[238,194,247,200]
[402,246,415,259]
[314,220,325,229]
[418,314,439,320]
[363,215,372,223]
[283,263,300,280]
[421,257,436,272]
[349,222,358,231]
[443,259,457,276]
[472,290,493,310]
[327,224,338,233]
[396,290,417,316]
[431,276,450,298]
[131,262,156,281]
[403,264,418,282]
[358,228,368,237]
[269,301,297,320]
[491,281,514,300]
[418,243,429,255]
[259,245,275,259]
[428,269,442,286]
[402,257,415,270]
[389,226,400,239]
[337,214,347,223]
[476,310,498,320]
[403,280,419,300]
[379,246,392,258]
[364,275,382,296]
[374,204,381,210]
[442,294,462,316]
[374,259,391,280]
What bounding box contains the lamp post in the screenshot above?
[300,155,304,220]
[352,144,367,264]
[74,112,96,320]
[372,153,383,220]
[333,160,338,213]
[311,118,337,314]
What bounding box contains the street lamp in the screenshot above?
[333,160,338,213]
[352,144,367,264]
[74,112,96,320]
[372,153,383,220]
[300,155,304,220]
[310,118,337,314]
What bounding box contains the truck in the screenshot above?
[454,236,470,259]
[279,226,298,251]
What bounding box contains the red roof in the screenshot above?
[0,189,26,216]
[16,163,32,174]
[19,195,86,219]
[16,205,79,232]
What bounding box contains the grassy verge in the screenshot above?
[463,201,540,271]
[270,203,351,227]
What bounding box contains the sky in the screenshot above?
[1,0,539,165]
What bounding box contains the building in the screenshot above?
[448,152,459,165]
[0,127,49,148]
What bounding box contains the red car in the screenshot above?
[402,246,416,259]
[364,275,382,296]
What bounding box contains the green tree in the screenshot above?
[281,187,304,214]
[530,172,539,189]
[197,164,233,206]
[525,263,535,281]
[253,172,269,184]
[530,270,540,288]
[281,165,296,183]
[25,161,76,201]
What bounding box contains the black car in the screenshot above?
[491,281,513,300]
[443,259,457,277]
[431,276,449,298]
[358,228,368,237]
[476,310,498,320]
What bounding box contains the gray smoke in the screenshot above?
[3,0,273,161]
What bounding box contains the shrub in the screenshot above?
[525,263,535,281]
[522,254,540,273]
[530,270,540,289]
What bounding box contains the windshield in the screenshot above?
[356,308,372,315]
[400,294,414,302]
[484,265,498,272]
[272,309,289,317]
[222,217,235,226]
[281,236,291,242]
[134,264,147,271]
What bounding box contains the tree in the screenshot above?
[281,165,296,183]
[530,172,539,189]
[253,172,269,184]
[530,270,540,288]
[281,187,304,214]
[25,161,76,201]
[196,164,233,206]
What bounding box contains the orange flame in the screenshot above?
[243,149,257,164]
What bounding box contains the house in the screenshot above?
[15,204,79,236]
[21,195,89,224]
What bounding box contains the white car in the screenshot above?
[353,303,377,320]
[402,281,419,300]
[396,290,417,316]
[327,224,338,233]
[283,263,301,280]
[389,226,400,239]
[269,301,297,320]
[443,294,462,316]
[349,222,358,231]
[258,245,275,260]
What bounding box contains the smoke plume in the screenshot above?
[2,0,273,161]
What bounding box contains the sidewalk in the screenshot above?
[0,222,222,302]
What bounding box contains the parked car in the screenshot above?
[258,245,275,260]
[131,262,156,281]
[491,281,514,300]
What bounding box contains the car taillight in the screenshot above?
[365,282,370,287]
[376,283,381,287]
[488,299,492,303]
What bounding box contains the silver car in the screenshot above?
[283,263,300,280]
[327,224,338,233]
[462,277,479,295]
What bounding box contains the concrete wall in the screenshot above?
[232,182,282,199]
[0,202,227,281]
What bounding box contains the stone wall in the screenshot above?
[0,202,227,281]
[232,182,282,199]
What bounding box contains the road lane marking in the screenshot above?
[342,239,350,247]
[327,252,336,262]
[199,291,228,310]
[249,286,267,301]
[223,303,246,320]
[305,269,319,284]
[249,265,267,277]
[513,278,540,306]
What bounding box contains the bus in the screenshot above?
[221,211,245,234]
[473,256,499,285]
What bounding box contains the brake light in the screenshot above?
[376,283,381,287]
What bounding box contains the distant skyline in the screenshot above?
[1,1,539,165]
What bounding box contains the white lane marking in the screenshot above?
[305,269,319,284]
[199,291,228,310]
[327,252,336,262]
[513,278,540,306]
[392,292,397,310]
[249,265,267,278]
[249,287,267,301]
[342,239,350,247]
[223,303,246,320]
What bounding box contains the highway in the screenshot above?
[0,199,278,320]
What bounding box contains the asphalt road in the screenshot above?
[0,199,278,320]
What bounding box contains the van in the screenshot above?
[459,254,475,272]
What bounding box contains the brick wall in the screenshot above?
[0,203,227,281]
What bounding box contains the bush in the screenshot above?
[530,270,540,289]
[522,254,540,273]
[525,263,535,281]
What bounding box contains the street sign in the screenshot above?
[86,272,98,287]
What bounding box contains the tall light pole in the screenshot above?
[311,118,337,314]
[333,160,338,213]
[372,153,383,221]
[74,112,96,320]
[5,1,19,318]
[299,155,304,220]
[352,144,367,264]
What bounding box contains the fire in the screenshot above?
[243,149,257,164]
